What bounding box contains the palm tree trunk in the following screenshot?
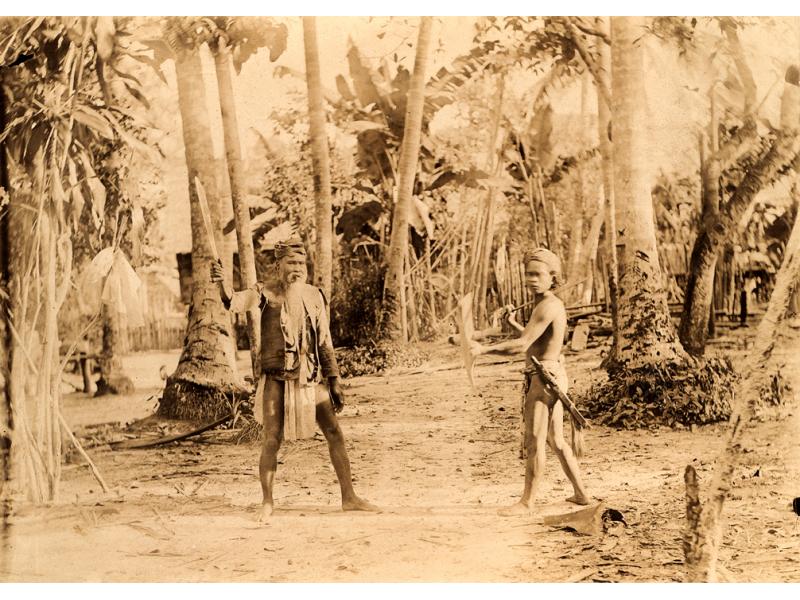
[383,16,434,341]
[684,179,800,581]
[303,16,334,299]
[213,41,260,378]
[596,17,620,356]
[610,16,686,369]
[160,46,245,421]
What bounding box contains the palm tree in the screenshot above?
[158,18,245,421]
[383,16,434,341]
[608,16,687,368]
[303,16,334,299]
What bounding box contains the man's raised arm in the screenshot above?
[210,260,260,313]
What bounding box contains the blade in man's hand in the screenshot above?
[194,176,219,261]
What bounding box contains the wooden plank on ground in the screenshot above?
[571,322,590,351]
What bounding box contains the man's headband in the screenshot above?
[274,238,306,260]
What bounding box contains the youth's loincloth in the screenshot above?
[254,374,318,440]
[521,356,568,410]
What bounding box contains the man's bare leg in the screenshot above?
[315,392,379,512]
[257,379,285,523]
[499,398,549,516]
[547,402,589,505]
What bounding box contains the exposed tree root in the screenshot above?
[158,378,251,423]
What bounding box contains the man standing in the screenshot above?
[470,247,589,516]
[211,237,378,522]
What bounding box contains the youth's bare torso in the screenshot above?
[525,294,566,364]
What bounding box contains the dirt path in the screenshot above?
[4,327,799,582]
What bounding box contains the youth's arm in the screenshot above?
[474,301,557,356]
[506,311,525,333]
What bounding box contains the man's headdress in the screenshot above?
[273,237,307,260]
[523,247,562,287]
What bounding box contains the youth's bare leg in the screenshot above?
[499,397,549,516]
[258,379,285,522]
[547,402,589,505]
[315,389,379,512]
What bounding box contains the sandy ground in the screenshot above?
[3,323,799,583]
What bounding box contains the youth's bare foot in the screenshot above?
[342,496,381,513]
[498,501,534,517]
[256,502,274,523]
[566,493,590,506]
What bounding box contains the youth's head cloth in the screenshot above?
[523,247,562,286]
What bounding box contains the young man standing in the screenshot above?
[211,238,378,522]
[470,247,589,516]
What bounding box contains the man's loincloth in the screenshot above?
[254,374,318,440]
[521,356,568,410]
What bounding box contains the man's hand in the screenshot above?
[328,377,345,414]
[210,259,224,283]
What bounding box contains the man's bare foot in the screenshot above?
[498,501,534,517]
[566,493,590,506]
[342,496,381,512]
[256,502,274,523]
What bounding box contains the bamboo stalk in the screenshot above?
[424,238,437,325]
[405,250,419,341]
[406,220,459,280]
[469,195,486,295]
[459,217,468,297]
[42,210,59,500]
[58,411,110,493]
[446,230,455,319]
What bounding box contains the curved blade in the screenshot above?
[458,292,480,395]
[194,176,219,261]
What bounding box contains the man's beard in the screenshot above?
[285,277,305,299]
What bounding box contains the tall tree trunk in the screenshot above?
[95,303,133,396]
[476,73,505,325]
[679,90,721,355]
[579,199,605,305]
[566,72,590,304]
[213,41,260,379]
[383,16,434,341]
[680,67,800,355]
[573,47,605,306]
[596,16,620,352]
[684,181,800,581]
[303,16,334,299]
[609,17,686,369]
[160,45,244,421]
[95,152,134,397]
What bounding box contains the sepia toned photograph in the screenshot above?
[1,9,799,584]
